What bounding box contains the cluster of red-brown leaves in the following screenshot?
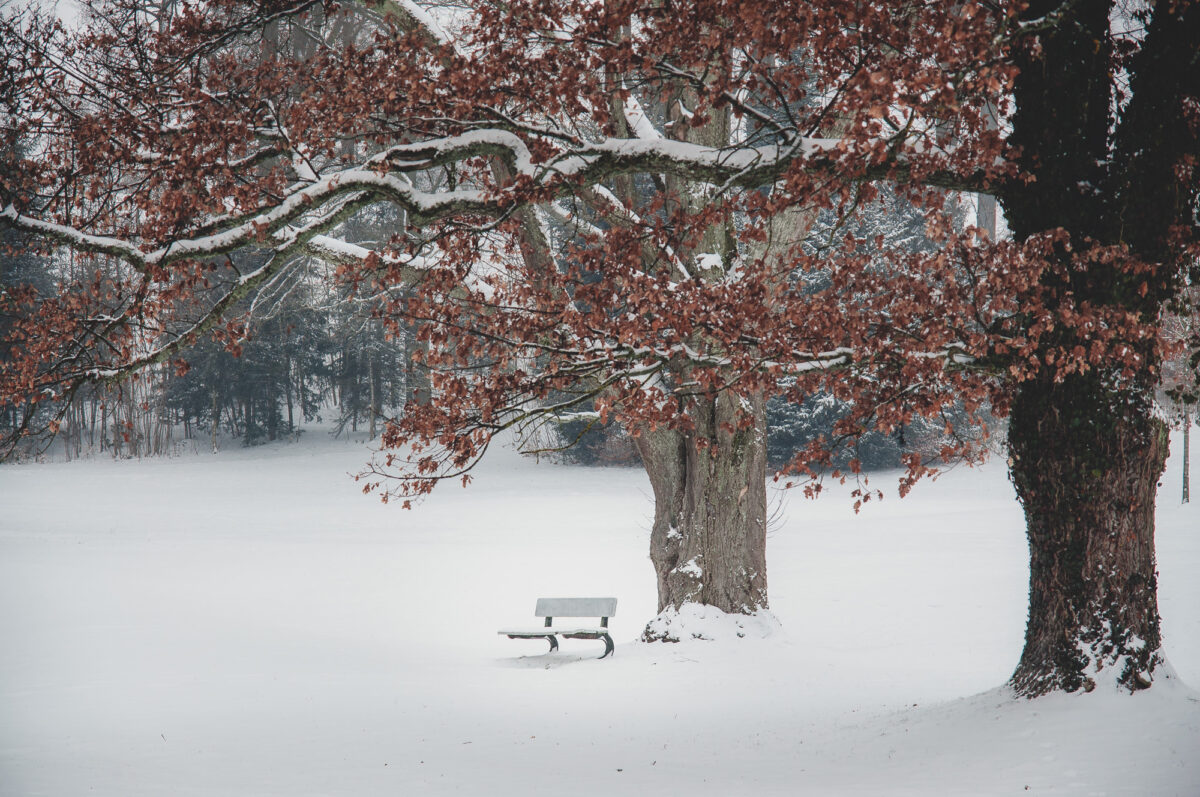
[0,0,1181,498]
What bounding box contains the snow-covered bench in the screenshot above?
[499,597,617,659]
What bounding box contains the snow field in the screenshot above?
[1,432,1197,795]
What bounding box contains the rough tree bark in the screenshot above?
[1007,374,1168,695]
[637,389,770,627]
[1000,0,1199,695]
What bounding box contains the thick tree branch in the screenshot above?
[3,126,990,274]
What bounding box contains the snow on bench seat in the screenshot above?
[498,627,610,638]
[499,597,617,658]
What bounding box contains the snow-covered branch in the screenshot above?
[304,234,436,287]
[4,126,990,276]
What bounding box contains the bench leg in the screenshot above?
[599,633,613,659]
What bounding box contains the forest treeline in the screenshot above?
[2,205,431,459]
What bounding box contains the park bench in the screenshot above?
[499,597,617,659]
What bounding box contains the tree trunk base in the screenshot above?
[641,603,781,643]
[1007,375,1169,697]
[636,390,770,621]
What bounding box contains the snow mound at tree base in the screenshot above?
[641,603,781,642]
[1082,652,1183,695]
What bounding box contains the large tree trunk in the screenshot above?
[636,388,769,639]
[1006,373,1169,696]
[997,0,1200,695]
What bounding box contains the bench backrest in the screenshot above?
[534,597,617,619]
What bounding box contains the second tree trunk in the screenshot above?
[636,388,769,638]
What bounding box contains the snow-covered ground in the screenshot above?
[1,430,1197,796]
